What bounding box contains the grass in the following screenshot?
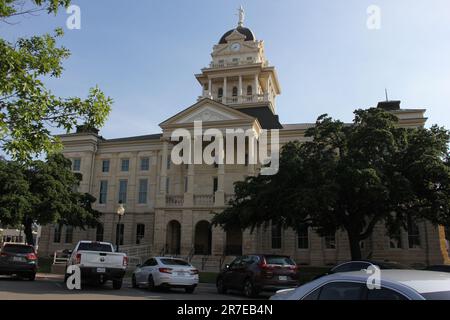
[199,272,218,284]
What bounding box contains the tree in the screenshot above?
[0,153,101,245]
[212,108,450,260]
[1,0,112,161]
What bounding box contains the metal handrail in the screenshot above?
[53,250,69,265]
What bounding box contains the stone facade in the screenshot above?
[37,17,449,268]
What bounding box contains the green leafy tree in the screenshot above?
[213,108,450,260]
[0,153,101,245]
[1,0,112,161]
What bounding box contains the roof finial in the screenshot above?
[385,88,389,102]
[237,5,245,27]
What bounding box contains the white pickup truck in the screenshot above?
[65,241,128,289]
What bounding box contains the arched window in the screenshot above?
[232,86,238,97]
[218,88,223,98]
[96,223,104,242]
[247,85,253,96]
[271,223,282,249]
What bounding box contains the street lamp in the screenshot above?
[116,201,125,252]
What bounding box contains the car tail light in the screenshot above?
[0,252,7,257]
[159,267,173,274]
[75,252,81,264]
[26,253,37,261]
[123,256,128,267]
[190,269,199,275]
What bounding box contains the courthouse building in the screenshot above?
[38,13,449,268]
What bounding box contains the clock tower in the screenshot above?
[195,7,281,116]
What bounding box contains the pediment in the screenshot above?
[160,99,256,128]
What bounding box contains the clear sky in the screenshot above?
[1,0,450,140]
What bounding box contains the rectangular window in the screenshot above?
[297,224,309,249]
[167,155,171,170]
[213,177,218,193]
[325,232,336,249]
[138,179,148,204]
[72,158,81,171]
[96,224,104,242]
[121,159,130,172]
[116,223,124,246]
[166,177,170,194]
[389,230,402,249]
[102,160,110,173]
[184,176,188,193]
[407,217,421,249]
[140,157,150,171]
[271,224,282,249]
[136,224,145,245]
[53,225,61,243]
[99,180,108,204]
[118,180,128,204]
[65,226,73,244]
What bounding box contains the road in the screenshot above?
[0,274,270,300]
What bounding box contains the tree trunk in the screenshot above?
[23,217,34,246]
[347,231,362,260]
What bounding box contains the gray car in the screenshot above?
[270,270,450,300]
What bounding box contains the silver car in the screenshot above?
[132,257,199,293]
[270,270,450,300]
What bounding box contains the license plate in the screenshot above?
[279,276,288,281]
[177,272,186,276]
[96,268,106,273]
[12,257,25,262]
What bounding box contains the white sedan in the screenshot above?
[132,257,199,293]
[270,270,450,300]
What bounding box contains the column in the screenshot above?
[160,140,168,194]
[222,77,227,104]
[184,162,194,207]
[238,75,243,103]
[215,164,225,206]
[265,75,271,101]
[254,74,259,101]
[208,78,212,98]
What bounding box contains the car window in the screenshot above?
[421,291,450,300]
[149,259,158,266]
[230,257,242,268]
[1,244,34,254]
[332,262,371,273]
[367,288,408,300]
[318,282,366,300]
[241,256,254,265]
[302,288,321,300]
[77,242,112,252]
[264,256,295,266]
[160,259,190,266]
[142,259,152,266]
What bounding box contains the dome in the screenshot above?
[218,26,256,44]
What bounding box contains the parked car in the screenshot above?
[216,254,300,298]
[425,265,450,273]
[65,241,128,289]
[132,257,199,293]
[313,260,410,280]
[0,243,38,280]
[270,270,450,300]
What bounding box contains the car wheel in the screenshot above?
[132,275,138,288]
[217,277,227,294]
[27,273,36,281]
[147,275,156,291]
[243,279,257,298]
[112,279,123,290]
[185,286,195,294]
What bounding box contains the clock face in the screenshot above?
[230,42,241,52]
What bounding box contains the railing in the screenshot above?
[119,244,152,258]
[186,246,195,263]
[166,195,184,207]
[208,60,268,68]
[53,250,70,265]
[194,194,215,206]
[200,94,269,104]
[201,256,209,271]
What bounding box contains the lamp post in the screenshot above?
[116,201,125,252]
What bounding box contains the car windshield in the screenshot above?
[160,259,190,266]
[422,291,450,300]
[78,243,112,252]
[264,256,295,266]
[1,244,34,254]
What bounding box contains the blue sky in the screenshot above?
[1,0,450,139]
